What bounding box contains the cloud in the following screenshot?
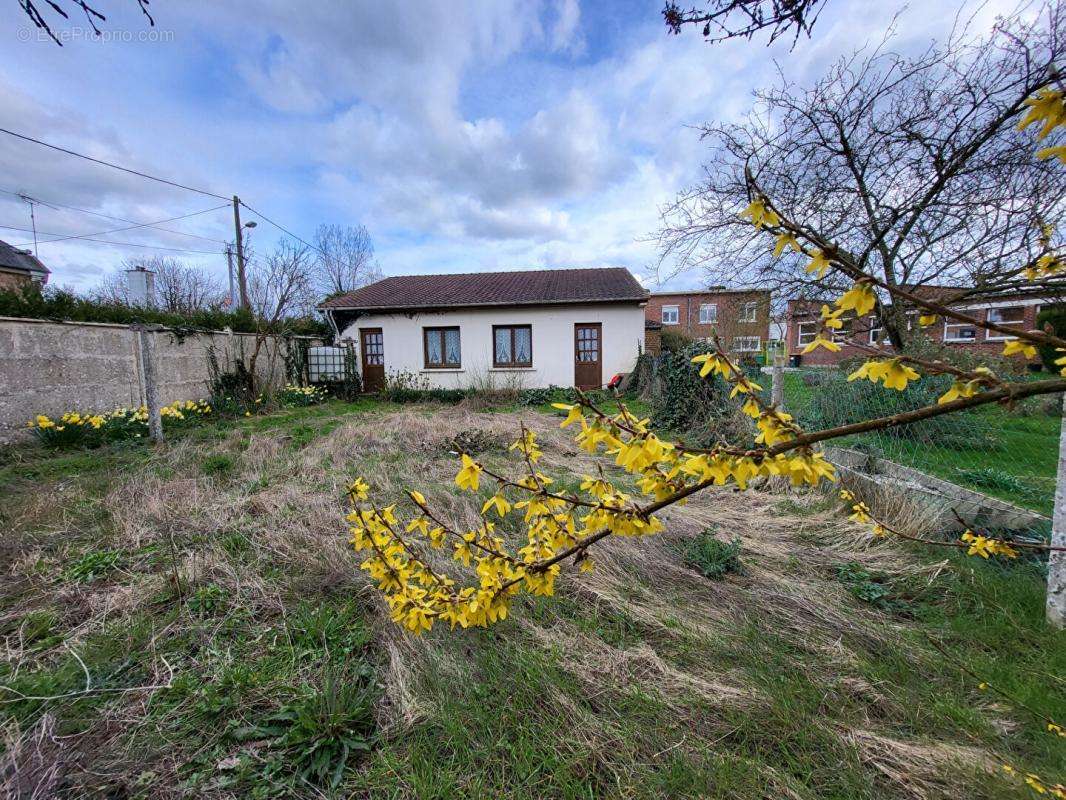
[0,0,1016,296]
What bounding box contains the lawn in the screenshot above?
[1,400,1064,799]
[780,370,1061,515]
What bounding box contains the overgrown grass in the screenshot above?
[1,402,1062,799]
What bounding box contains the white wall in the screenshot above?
[337,303,645,389]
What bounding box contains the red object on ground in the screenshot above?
[607,373,623,390]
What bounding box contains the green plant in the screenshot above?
[232,667,377,789]
[62,549,125,583]
[683,532,745,580]
[833,562,909,613]
[188,584,227,615]
[1036,304,1066,372]
[659,328,693,353]
[276,383,329,407]
[201,454,235,476]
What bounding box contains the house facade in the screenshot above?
[0,240,50,290]
[644,289,771,356]
[319,267,648,391]
[785,288,1057,367]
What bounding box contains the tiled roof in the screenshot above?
[0,240,50,275]
[319,267,648,310]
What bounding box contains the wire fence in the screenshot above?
[773,366,1060,541]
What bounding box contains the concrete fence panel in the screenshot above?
[0,316,323,442]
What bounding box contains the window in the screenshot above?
[832,314,857,344]
[796,322,818,346]
[423,327,461,368]
[661,305,679,325]
[944,319,978,343]
[699,303,718,324]
[985,306,1025,340]
[493,325,532,367]
[739,301,758,323]
[732,336,760,352]
[870,311,918,344]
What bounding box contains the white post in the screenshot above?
[1048,391,1066,628]
[134,325,164,444]
[771,355,784,410]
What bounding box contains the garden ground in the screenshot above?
[1,400,1064,799]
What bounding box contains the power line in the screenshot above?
[0,223,222,255]
[0,127,229,201]
[0,188,230,245]
[1,202,229,246]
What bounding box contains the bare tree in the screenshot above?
[245,239,318,384]
[91,257,226,314]
[663,0,827,45]
[312,223,381,299]
[657,5,1065,349]
[16,0,154,46]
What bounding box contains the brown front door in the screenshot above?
[574,323,602,390]
[360,328,385,393]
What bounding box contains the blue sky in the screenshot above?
[0,0,1015,294]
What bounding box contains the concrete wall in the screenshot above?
[0,316,322,441]
[338,303,645,389]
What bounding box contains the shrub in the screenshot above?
[634,341,751,443]
[659,328,693,353]
[1035,304,1066,372]
[799,371,994,446]
[683,532,745,580]
[0,283,328,336]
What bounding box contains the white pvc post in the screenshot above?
[1048,392,1066,628]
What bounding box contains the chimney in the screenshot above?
[125,266,156,307]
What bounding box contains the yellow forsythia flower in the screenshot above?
[835,282,877,316]
[739,196,780,229]
[772,231,800,257]
[1017,88,1065,139]
[455,454,482,492]
[1002,339,1037,359]
[805,249,830,278]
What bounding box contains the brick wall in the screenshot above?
[645,290,771,354]
[785,298,1047,366]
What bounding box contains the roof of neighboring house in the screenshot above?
[0,240,50,277]
[648,288,770,298]
[319,267,649,311]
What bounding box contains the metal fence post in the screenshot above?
[771,355,784,410]
[1048,391,1066,629]
[134,324,164,444]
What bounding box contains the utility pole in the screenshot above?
[232,195,250,311]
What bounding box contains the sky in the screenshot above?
[0,0,1017,295]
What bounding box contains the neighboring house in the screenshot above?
[0,240,50,290]
[644,289,771,356]
[319,267,648,391]
[785,286,1059,367]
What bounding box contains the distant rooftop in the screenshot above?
[0,240,50,277]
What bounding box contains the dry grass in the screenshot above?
[0,402,1060,799]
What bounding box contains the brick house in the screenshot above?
[644,289,772,356]
[0,240,50,291]
[784,287,1057,367]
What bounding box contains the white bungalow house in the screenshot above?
[319,267,648,391]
